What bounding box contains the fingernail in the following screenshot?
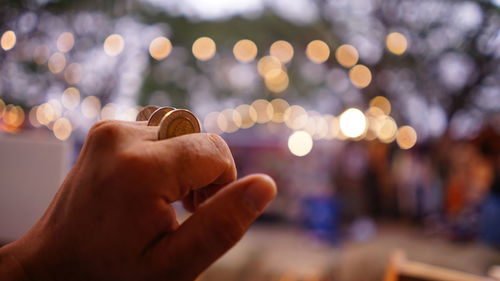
[244,176,277,213]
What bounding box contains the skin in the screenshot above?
[0,120,277,281]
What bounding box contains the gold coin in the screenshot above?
[158,109,201,140]
[136,105,159,121]
[147,106,175,126]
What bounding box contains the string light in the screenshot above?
[270,40,294,63]
[288,131,313,157]
[56,32,75,53]
[233,39,258,62]
[349,64,372,88]
[335,44,359,68]
[386,32,408,55]
[103,34,125,56]
[149,36,172,60]
[339,108,367,138]
[257,56,282,77]
[369,96,391,115]
[1,30,16,51]
[397,125,417,149]
[192,36,216,61]
[306,40,330,64]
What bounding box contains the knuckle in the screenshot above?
[87,120,122,146]
[207,134,235,177]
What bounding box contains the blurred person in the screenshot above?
[0,120,277,281]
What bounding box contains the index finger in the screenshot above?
[143,133,237,202]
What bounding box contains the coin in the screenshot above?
[147,106,175,126]
[136,105,159,121]
[158,109,201,140]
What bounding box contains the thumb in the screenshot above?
[153,174,277,280]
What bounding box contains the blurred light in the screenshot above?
[270,98,290,123]
[203,111,222,134]
[369,96,391,115]
[36,103,54,125]
[251,99,273,123]
[397,126,417,149]
[288,131,313,157]
[306,40,330,64]
[103,34,125,56]
[100,103,117,120]
[149,36,172,61]
[48,52,66,73]
[257,56,282,77]
[264,69,289,93]
[312,115,329,140]
[3,105,24,127]
[376,115,397,143]
[0,99,5,118]
[349,64,372,88]
[81,96,101,119]
[324,114,340,139]
[48,99,62,120]
[235,104,257,128]
[115,107,138,121]
[53,117,72,141]
[56,32,75,53]
[1,30,16,51]
[217,109,241,133]
[339,108,367,138]
[270,40,294,63]
[335,44,359,68]
[192,36,216,61]
[61,87,80,110]
[29,106,41,127]
[386,32,408,55]
[33,45,49,64]
[233,39,258,63]
[284,105,308,130]
[64,63,82,85]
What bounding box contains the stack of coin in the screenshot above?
[136,106,201,140]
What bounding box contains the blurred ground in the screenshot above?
[203,222,500,281]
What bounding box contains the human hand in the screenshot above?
[0,120,277,281]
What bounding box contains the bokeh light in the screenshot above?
[217,108,241,133]
[233,39,258,62]
[305,40,330,64]
[64,63,82,85]
[270,98,290,123]
[53,117,72,140]
[235,104,257,128]
[270,40,294,63]
[33,45,49,64]
[81,96,101,119]
[192,36,216,61]
[61,87,80,110]
[103,34,125,56]
[203,111,223,134]
[335,44,359,68]
[149,36,172,60]
[288,131,313,157]
[257,56,282,77]
[396,126,418,149]
[264,69,289,93]
[3,105,24,127]
[284,105,308,130]
[349,64,372,88]
[369,96,391,115]
[56,32,75,53]
[100,103,118,120]
[386,32,408,55]
[251,99,273,123]
[339,108,367,138]
[376,115,397,143]
[1,30,16,51]
[48,52,66,74]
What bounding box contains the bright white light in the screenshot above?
[288,131,313,157]
[339,108,367,138]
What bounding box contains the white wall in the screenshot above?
[0,130,71,242]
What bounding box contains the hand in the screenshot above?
[0,120,277,281]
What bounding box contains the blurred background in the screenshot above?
[1,0,500,280]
